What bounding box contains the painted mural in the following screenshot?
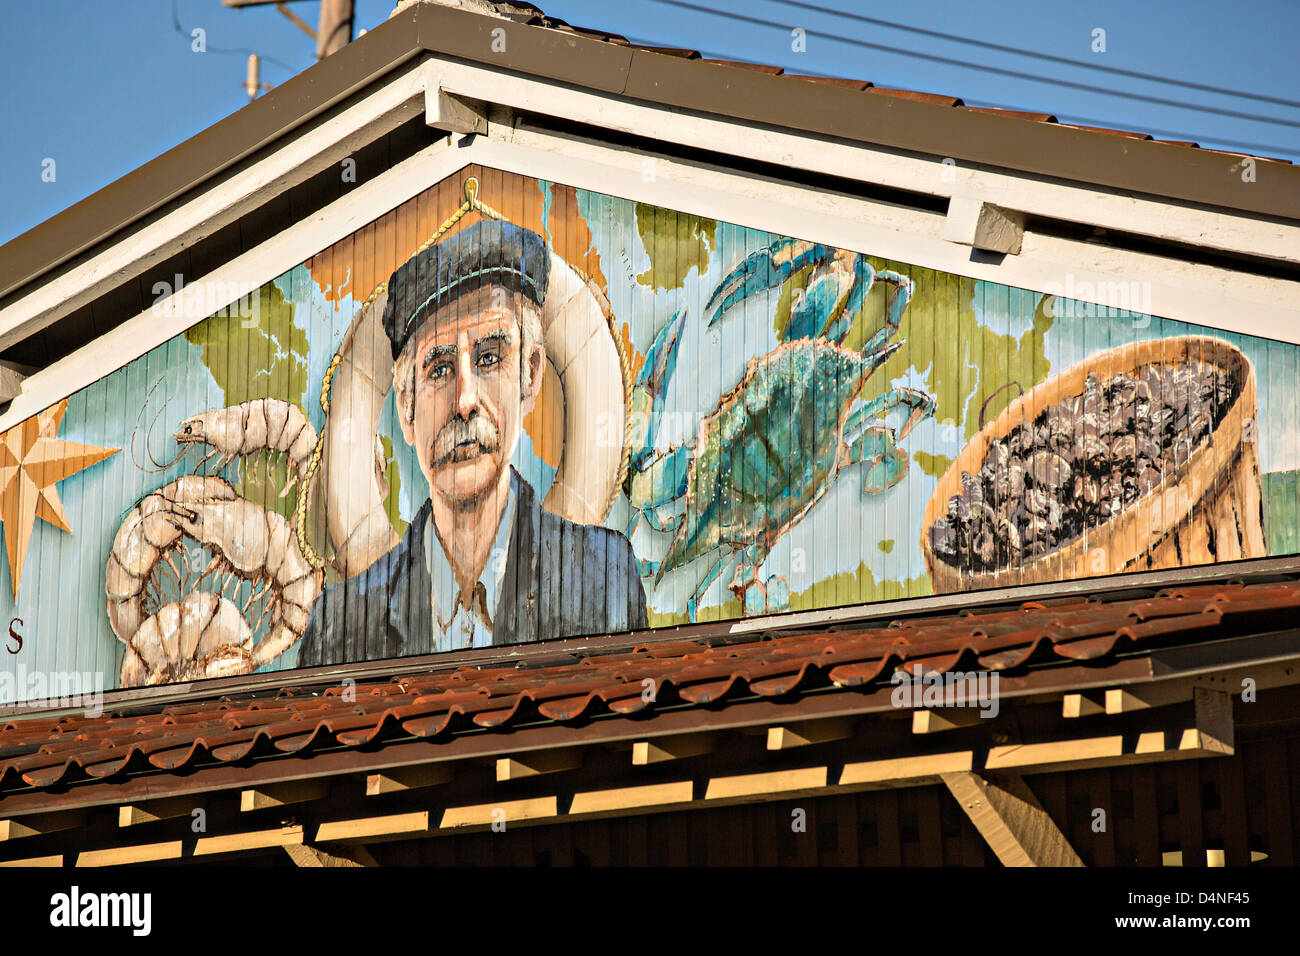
[1,164,1296,703]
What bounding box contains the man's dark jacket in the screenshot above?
[296,468,647,667]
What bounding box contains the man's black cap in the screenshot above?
[382,219,550,360]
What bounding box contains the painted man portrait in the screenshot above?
[297,221,647,668]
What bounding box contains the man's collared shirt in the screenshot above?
[422,482,517,653]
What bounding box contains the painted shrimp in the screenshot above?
[161,476,324,668]
[105,475,230,646]
[119,591,254,686]
[175,397,387,498]
[174,398,319,497]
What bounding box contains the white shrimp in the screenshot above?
[105,475,232,645]
[162,476,324,668]
[119,590,254,687]
[175,398,388,498]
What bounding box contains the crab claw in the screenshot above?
[636,306,688,401]
[627,308,689,486]
[704,238,835,326]
[891,386,938,441]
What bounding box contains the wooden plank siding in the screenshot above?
[3,151,1300,712]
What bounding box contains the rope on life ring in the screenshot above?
[293,176,634,570]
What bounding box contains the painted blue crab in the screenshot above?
[624,237,936,621]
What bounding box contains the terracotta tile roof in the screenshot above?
[2,578,1297,794]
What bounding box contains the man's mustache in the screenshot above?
[432,415,500,466]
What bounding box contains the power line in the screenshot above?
[623,28,1298,156]
[964,100,1299,158]
[170,0,300,75]
[640,0,1300,132]
[769,0,1300,112]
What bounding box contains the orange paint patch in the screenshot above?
[620,321,646,386]
[306,166,610,308]
[522,360,565,469]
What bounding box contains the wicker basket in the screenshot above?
[921,335,1267,593]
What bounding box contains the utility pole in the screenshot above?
[222,1,356,62]
[315,0,355,59]
[243,54,273,102]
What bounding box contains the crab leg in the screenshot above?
[809,254,876,345]
[844,386,937,444]
[859,270,915,361]
[686,549,742,623]
[842,424,908,494]
[704,238,835,327]
[625,444,692,537]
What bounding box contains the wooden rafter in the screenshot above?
[942,771,1084,867]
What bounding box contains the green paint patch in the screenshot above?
[231,449,295,524]
[634,203,717,291]
[184,281,323,546]
[1263,470,1300,556]
[788,563,931,613]
[854,262,1055,442]
[877,539,894,553]
[183,283,308,407]
[914,450,953,479]
[648,561,932,628]
[772,264,815,340]
[380,433,407,538]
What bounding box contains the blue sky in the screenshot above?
[2,0,1297,245]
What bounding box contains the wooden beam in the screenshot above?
[193,825,304,857]
[496,750,581,782]
[426,88,487,135]
[240,781,327,812]
[1187,688,1234,754]
[767,718,853,750]
[942,198,1026,255]
[0,362,27,403]
[631,734,713,765]
[988,692,1234,774]
[365,764,454,796]
[569,781,694,816]
[1162,848,1269,867]
[913,708,983,734]
[1106,683,1192,714]
[440,797,558,830]
[705,767,828,801]
[839,751,974,788]
[315,811,431,845]
[284,842,378,867]
[0,858,62,868]
[77,840,184,868]
[0,811,81,841]
[119,796,199,828]
[942,771,1084,867]
[0,853,62,867]
[1062,693,1105,718]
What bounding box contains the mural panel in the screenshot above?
[1,165,1294,702]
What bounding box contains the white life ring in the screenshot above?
[322,249,629,578]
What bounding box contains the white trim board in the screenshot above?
[500,120,1300,326]
[429,58,1300,266]
[7,53,1299,360]
[5,126,1300,434]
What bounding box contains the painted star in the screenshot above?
[0,399,119,598]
